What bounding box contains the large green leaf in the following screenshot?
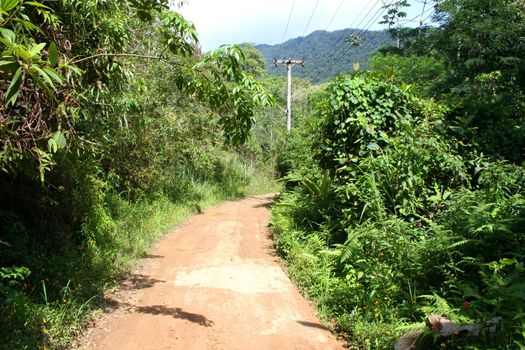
[0,37,16,51]
[24,1,51,9]
[47,131,67,154]
[0,28,16,43]
[0,59,15,67]
[29,65,56,90]
[42,66,62,83]
[1,0,19,12]
[48,41,58,67]
[28,42,46,58]
[12,18,41,32]
[4,66,23,106]
[301,177,321,197]
[0,38,31,61]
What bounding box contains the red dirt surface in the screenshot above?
[76,194,345,350]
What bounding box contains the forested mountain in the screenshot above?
[255,28,393,82]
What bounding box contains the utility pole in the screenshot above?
[273,58,305,132]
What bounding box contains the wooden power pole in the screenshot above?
[273,58,305,132]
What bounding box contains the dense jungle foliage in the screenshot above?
[0,1,280,348]
[271,0,525,349]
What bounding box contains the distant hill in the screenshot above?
[255,28,393,83]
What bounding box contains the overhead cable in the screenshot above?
[294,0,321,53]
[317,0,395,78]
[277,0,297,58]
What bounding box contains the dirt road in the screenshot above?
[77,194,345,350]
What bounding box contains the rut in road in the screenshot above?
[77,194,345,350]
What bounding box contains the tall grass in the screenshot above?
[0,152,278,350]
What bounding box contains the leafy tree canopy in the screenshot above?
[369,0,525,163]
[0,0,273,179]
[435,0,525,84]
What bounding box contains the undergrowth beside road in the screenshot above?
[0,2,280,348]
[270,73,524,350]
[0,154,278,350]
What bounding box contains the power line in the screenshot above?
[277,0,429,81]
[420,7,436,24]
[277,0,297,58]
[297,0,347,52]
[348,7,400,55]
[338,1,435,71]
[346,0,384,37]
[317,0,395,79]
[353,0,395,39]
[328,0,385,62]
[325,0,347,31]
[326,0,381,58]
[418,0,428,27]
[278,0,346,78]
[340,0,393,59]
[397,4,433,25]
[313,0,389,79]
[308,0,434,81]
[294,0,321,53]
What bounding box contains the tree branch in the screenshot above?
[71,53,188,67]
[70,52,216,84]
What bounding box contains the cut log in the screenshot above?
[394,329,423,350]
[395,315,502,350]
[427,315,502,337]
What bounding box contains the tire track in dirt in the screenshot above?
[76,194,345,350]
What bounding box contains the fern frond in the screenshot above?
[448,239,481,249]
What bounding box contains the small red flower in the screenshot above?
[463,300,470,309]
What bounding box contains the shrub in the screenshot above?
[271,73,525,349]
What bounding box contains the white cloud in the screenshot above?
[176,0,429,51]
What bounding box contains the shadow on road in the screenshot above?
[251,201,272,209]
[144,254,164,259]
[135,305,214,327]
[121,273,166,290]
[296,320,329,331]
[250,194,277,209]
[99,298,214,328]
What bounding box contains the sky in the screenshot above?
[176,0,432,51]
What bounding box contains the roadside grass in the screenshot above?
[270,182,525,350]
[269,191,403,350]
[0,155,279,350]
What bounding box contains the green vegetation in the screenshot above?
[0,1,278,349]
[256,28,393,83]
[370,0,525,162]
[2,0,524,349]
[270,1,525,349]
[1,153,275,349]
